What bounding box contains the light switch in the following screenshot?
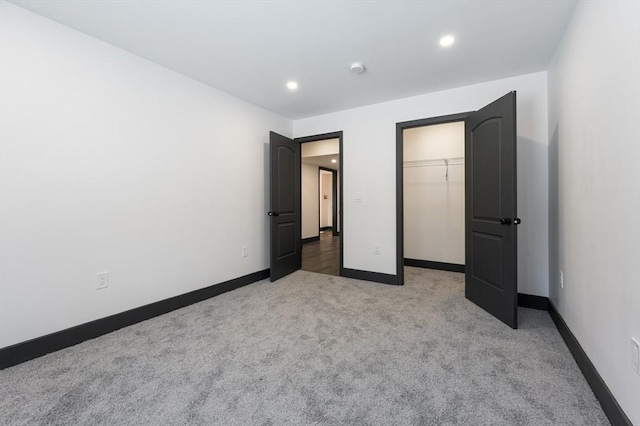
[632,338,640,374]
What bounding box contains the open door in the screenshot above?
[269,131,301,281]
[465,92,520,328]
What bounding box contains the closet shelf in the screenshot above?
[402,157,464,168]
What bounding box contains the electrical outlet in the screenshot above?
[373,244,381,255]
[241,246,249,258]
[353,192,364,203]
[631,338,640,374]
[559,271,564,289]
[97,271,109,290]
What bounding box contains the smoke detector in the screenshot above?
[350,62,365,74]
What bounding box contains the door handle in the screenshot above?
[268,211,280,217]
[499,218,521,225]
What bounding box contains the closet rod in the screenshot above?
[402,157,464,168]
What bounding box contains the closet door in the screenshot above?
[465,92,520,329]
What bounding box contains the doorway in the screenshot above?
[402,119,467,273]
[319,168,338,236]
[297,132,343,277]
[396,112,471,282]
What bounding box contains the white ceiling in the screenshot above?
[8,0,577,119]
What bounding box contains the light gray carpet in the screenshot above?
[0,267,609,425]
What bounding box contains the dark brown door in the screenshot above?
[465,92,520,328]
[269,131,301,281]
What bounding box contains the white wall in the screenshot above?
[301,138,339,157]
[294,71,549,297]
[404,122,465,264]
[0,2,291,348]
[301,162,319,239]
[320,171,333,228]
[404,122,465,160]
[547,1,640,423]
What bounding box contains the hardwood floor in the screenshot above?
[301,230,339,276]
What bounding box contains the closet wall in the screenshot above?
[403,121,465,265]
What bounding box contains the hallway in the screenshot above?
[301,231,339,276]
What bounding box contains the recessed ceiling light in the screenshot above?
[286,81,298,90]
[439,35,455,47]
[331,159,337,163]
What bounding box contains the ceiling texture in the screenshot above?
[9,0,577,119]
